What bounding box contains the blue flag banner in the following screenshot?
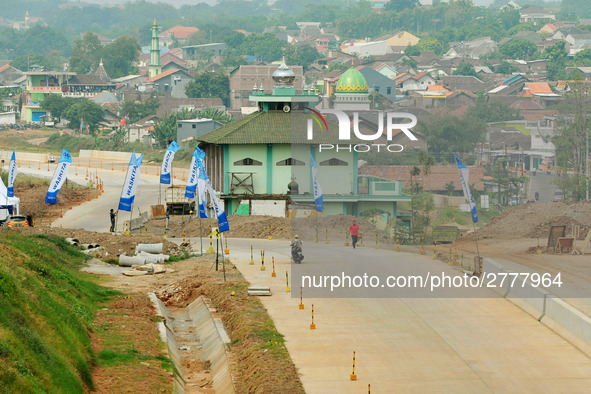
[454,154,478,224]
[185,151,199,199]
[160,141,180,184]
[7,150,17,198]
[118,152,143,211]
[45,149,72,204]
[310,152,324,212]
[193,146,229,232]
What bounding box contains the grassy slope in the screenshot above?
[0,232,120,392]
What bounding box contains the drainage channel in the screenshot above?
[149,293,235,393]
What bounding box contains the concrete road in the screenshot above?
[528,172,558,203]
[16,155,164,232]
[220,238,591,393]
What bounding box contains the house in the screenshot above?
[520,82,561,107]
[148,69,194,98]
[486,121,556,170]
[63,74,115,99]
[565,32,591,55]
[155,97,224,118]
[160,52,190,73]
[229,64,304,110]
[20,71,75,122]
[358,66,397,100]
[444,37,497,60]
[197,61,412,218]
[375,31,420,49]
[81,32,114,45]
[126,115,157,145]
[538,23,558,35]
[0,65,23,86]
[440,76,485,94]
[160,25,199,46]
[373,63,397,79]
[177,118,222,142]
[395,72,436,92]
[519,7,556,25]
[552,27,585,41]
[413,86,477,109]
[347,41,391,57]
[181,43,226,60]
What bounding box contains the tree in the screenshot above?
[41,95,75,122]
[10,53,51,71]
[419,113,484,160]
[102,36,141,78]
[152,108,233,148]
[285,44,321,72]
[384,0,419,12]
[574,48,591,66]
[239,33,286,62]
[415,37,443,56]
[498,38,538,60]
[466,100,522,123]
[185,72,230,107]
[495,61,517,74]
[404,44,420,57]
[410,166,421,228]
[69,33,102,74]
[119,97,160,123]
[418,151,435,190]
[543,41,568,81]
[445,181,455,196]
[62,100,104,134]
[453,62,480,79]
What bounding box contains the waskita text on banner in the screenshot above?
[45,149,72,204]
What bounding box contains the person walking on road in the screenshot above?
[110,209,118,233]
[349,219,360,249]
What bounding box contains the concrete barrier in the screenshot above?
[79,149,133,161]
[118,255,146,267]
[487,258,591,351]
[543,296,591,348]
[185,297,235,394]
[148,293,185,393]
[136,243,164,254]
[138,251,169,263]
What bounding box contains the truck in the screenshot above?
[165,185,195,215]
[432,225,461,244]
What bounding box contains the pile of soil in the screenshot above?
[146,214,387,243]
[476,201,591,240]
[9,226,182,258]
[15,184,99,224]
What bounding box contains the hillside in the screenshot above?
[0,232,119,391]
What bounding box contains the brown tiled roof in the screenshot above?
[163,25,199,39]
[361,165,485,192]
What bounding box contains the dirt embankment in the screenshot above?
[473,201,591,241]
[147,214,389,243]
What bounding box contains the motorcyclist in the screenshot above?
[293,234,302,249]
[535,191,539,201]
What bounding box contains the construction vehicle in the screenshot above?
[432,225,461,244]
[165,185,195,215]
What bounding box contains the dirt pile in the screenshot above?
[476,201,591,240]
[8,226,182,258]
[146,213,387,242]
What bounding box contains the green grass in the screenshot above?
[0,233,121,392]
[98,348,175,372]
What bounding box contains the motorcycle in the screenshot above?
[535,192,539,201]
[291,241,304,264]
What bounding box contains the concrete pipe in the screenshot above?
[135,243,164,254]
[118,255,147,267]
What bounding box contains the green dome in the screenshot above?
[335,67,368,93]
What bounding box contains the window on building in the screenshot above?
[178,123,182,128]
[387,87,391,95]
[276,158,305,166]
[375,86,380,92]
[234,157,262,166]
[319,158,348,166]
[192,124,196,129]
